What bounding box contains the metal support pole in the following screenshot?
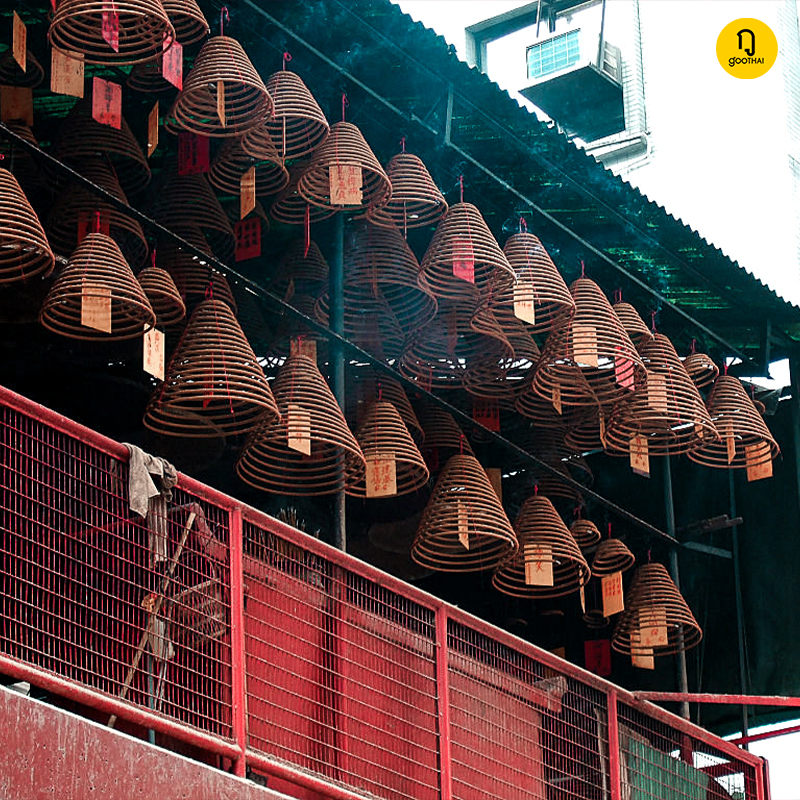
[330,212,347,552]
[229,506,248,777]
[664,457,690,720]
[729,470,749,745]
[597,0,608,68]
[789,359,800,524]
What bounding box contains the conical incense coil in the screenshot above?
[683,351,719,390]
[687,374,780,469]
[492,494,590,599]
[411,454,517,573]
[144,298,279,437]
[509,425,593,487]
[209,133,289,197]
[366,152,447,232]
[504,323,542,394]
[48,98,152,195]
[0,168,55,285]
[484,232,574,335]
[612,563,702,657]
[235,354,365,496]
[137,263,186,326]
[613,301,653,346]
[315,221,437,337]
[346,401,429,497]
[162,0,209,44]
[166,36,273,137]
[0,123,45,201]
[531,277,646,409]
[49,0,176,66]
[297,121,391,213]
[270,163,336,225]
[592,538,635,576]
[0,48,44,88]
[271,238,329,298]
[127,58,179,93]
[529,461,585,506]
[604,333,718,457]
[415,403,474,467]
[462,306,520,399]
[570,519,601,548]
[150,173,235,261]
[564,410,606,453]
[419,202,514,303]
[242,70,329,161]
[515,374,595,430]
[40,232,155,340]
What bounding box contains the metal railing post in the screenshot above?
[435,606,453,800]
[607,689,622,800]
[229,505,248,777]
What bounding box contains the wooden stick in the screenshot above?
[108,511,196,728]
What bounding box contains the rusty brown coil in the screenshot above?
[40,232,155,340]
[127,58,178,93]
[366,152,447,231]
[297,121,391,213]
[683,351,719,389]
[162,0,209,44]
[613,301,653,345]
[0,49,44,88]
[592,538,635,576]
[46,158,149,267]
[583,609,610,630]
[235,354,365,496]
[564,410,606,453]
[271,238,328,298]
[315,220,436,338]
[604,333,718,457]
[529,461,585,505]
[242,70,329,161]
[515,373,595,430]
[0,168,55,285]
[462,306,521,400]
[531,277,646,409]
[411,454,517,573]
[260,295,329,364]
[346,401,429,497]
[687,374,780,468]
[49,0,176,65]
[492,494,590,599]
[415,403,473,460]
[137,263,186,326]
[149,172,235,261]
[504,322,541,394]
[270,163,336,225]
[612,563,702,657]
[166,36,273,137]
[144,298,279,437]
[209,133,289,197]
[419,202,514,304]
[570,519,601,548]
[48,98,152,195]
[0,122,43,200]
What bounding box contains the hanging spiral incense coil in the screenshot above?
[492,494,590,599]
[531,277,647,409]
[270,163,336,225]
[564,410,607,453]
[46,158,149,268]
[570,519,601,548]
[604,333,718,457]
[144,298,279,437]
[366,152,447,232]
[592,538,635,576]
[47,98,152,195]
[687,374,780,469]
[683,351,719,389]
[0,122,45,201]
[0,48,44,88]
[462,306,522,400]
[162,0,209,44]
[49,0,176,66]
[415,402,473,463]
[127,57,178,93]
[137,263,186,326]
[270,238,329,299]
[297,121,391,213]
[0,168,55,285]
[209,133,289,197]
[346,401,429,497]
[419,202,514,304]
[412,454,517,573]
[236,354,365,496]
[166,35,273,137]
[242,69,329,161]
[613,301,653,346]
[612,563,702,657]
[40,232,156,340]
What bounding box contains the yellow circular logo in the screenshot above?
[717,18,778,79]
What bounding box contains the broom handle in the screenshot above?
[108,512,196,728]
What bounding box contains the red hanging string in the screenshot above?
[282,51,292,70]
[459,434,464,455]
[519,216,527,234]
[219,6,229,36]
[724,361,729,375]
[573,504,581,520]
[303,205,310,258]
[691,338,697,354]
[341,92,349,122]
[458,175,464,203]
[614,288,622,304]
[534,484,539,495]
[647,548,652,563]
[151,249,156,268]
[580,260,585,278]
[94,210,101,233]
[377,381,382,402]
[607,523,612,539]
[650,310,657,333]
[399,136,406,153]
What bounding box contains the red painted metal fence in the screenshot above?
[0,384,768,800]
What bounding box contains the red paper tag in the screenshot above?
[162,40,183,90]
[584,640,612,677]
[287,404,311,456]
[365,452,397,498]
[573,324,599,368]
[102,3,120,53]
[329,164,362,205]
[240,166,256,219]
[601,571,624,617]
[513,279,536,324]
[524,543,553,586]
[178,132,210,175]
[453,237,475,283]
[12,12,26,73]
[147,102,159,158]
[615,347,636,390]
[638,606,669,648]
[51,48,85,98]
[81,282,112,333]
[92,77,121,129]
[630,433,650,478]
[457,502,469,549]
[216,80,226,128]
[143,326,165,381]
[472,398,500,432]
[0,87,33,126]
[77,211,110,244]
[745,441,772,482]
[234,217,262,262]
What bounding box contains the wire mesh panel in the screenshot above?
[0,404,233,737]
[448,620,610,800]
[618,703,758,800]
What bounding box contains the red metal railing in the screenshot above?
[0,384,768,800]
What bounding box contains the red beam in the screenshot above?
[634,692,800,707]
[229,505,248,778]
[733,722,800,746]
